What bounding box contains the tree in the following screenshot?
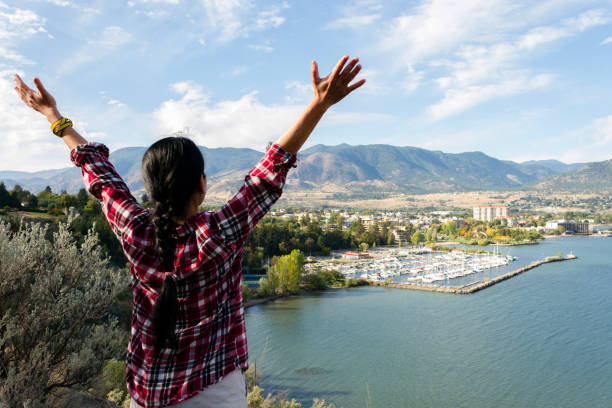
[304,237,315,254]
[410,231,423,246]
[349,217,364,235]
[443,220,457,236]
[268,250,304,295]
[0,183,10,207]
[359,242,369,253]
[58,193,77,210]
[0,220,128,407]
[37,186,59,209]
[76,188,89,209]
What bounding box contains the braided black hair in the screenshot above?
[141,136,204,352]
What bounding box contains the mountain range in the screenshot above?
[0,144,607,197]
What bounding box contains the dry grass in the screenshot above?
[202,189,610,211]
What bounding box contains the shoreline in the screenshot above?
[375,254,578,294]
[244,286,347,309]
[245,294,286,309]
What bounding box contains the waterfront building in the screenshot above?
[473,205,508,222]
[546,220,593,234]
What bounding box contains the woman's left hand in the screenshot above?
[14,74,60,122]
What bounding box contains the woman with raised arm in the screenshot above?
[13,55,365,408]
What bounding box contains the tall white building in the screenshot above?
[473,205,508,222]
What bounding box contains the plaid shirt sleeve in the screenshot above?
[70,142,148,242]
[212,143,296,245]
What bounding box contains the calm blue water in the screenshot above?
[245,237,612,408]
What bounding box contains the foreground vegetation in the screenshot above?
[0,220,127,407]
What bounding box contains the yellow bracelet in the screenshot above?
[51,117,73,137]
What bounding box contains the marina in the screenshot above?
[381,254,578,294]
[307,246,516,287]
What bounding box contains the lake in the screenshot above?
[245,236,612,407]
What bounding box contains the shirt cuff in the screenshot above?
[249,143,297,187]
[70,142,110,166]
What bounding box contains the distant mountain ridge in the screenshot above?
[534,159,612,192]
[0,144,604,196]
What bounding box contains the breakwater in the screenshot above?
[379,254,578,294]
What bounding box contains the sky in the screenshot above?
[2,0,612,171]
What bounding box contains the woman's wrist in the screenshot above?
[44,107,62,124]
[309,97,329,114]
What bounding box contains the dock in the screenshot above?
[379,254,578,294]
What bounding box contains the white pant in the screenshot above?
[130,369,247,408]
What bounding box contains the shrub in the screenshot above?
[257,277,276,297]
[301,273,327,291]
[0,220,128,407]
[345,278,370,288]
[243,282,260,302]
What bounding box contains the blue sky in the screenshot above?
[2,0,612,171]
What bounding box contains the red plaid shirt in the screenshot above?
[71,142,296,407]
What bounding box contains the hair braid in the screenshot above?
[152,200,176,272]
[151,199,179,351]
[142,136,204,353]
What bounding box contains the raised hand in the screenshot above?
[13,74,86,148]
[311,55,365,109]
[13,74,60,122]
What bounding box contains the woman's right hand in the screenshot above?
[311,55,366,109]
[14,74,61,123]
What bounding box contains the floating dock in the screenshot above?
[379,254,578,294]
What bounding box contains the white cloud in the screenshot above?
[372,1,612,120]
[58,26,132,75]
[381,0,519,67]
[514,115,612,163]
[199,0,288,44]
[601,36,612,45]
[45,0,71,7]
[402,67,424,93]
[519,9,609,50]
[325,14,381,30]
[248,42,274,53]
[284,80,311,103]
[154,81,302,149]
[42,0,101,14]
[325,0,381,30]
[154,80,385,150]
[108,99,126,108]
[0,4,46,39]
[380,4,610,120]
[428,73,553,120]
[0,45,33,64]
[591,115,612,147]
[128,0,180,5]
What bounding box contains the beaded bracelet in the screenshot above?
[51,117,73,137]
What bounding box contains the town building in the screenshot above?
[391,227,411,243]
[473,205,508,222]
[545,220,593,234]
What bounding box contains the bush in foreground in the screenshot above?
[0,220,128,407]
